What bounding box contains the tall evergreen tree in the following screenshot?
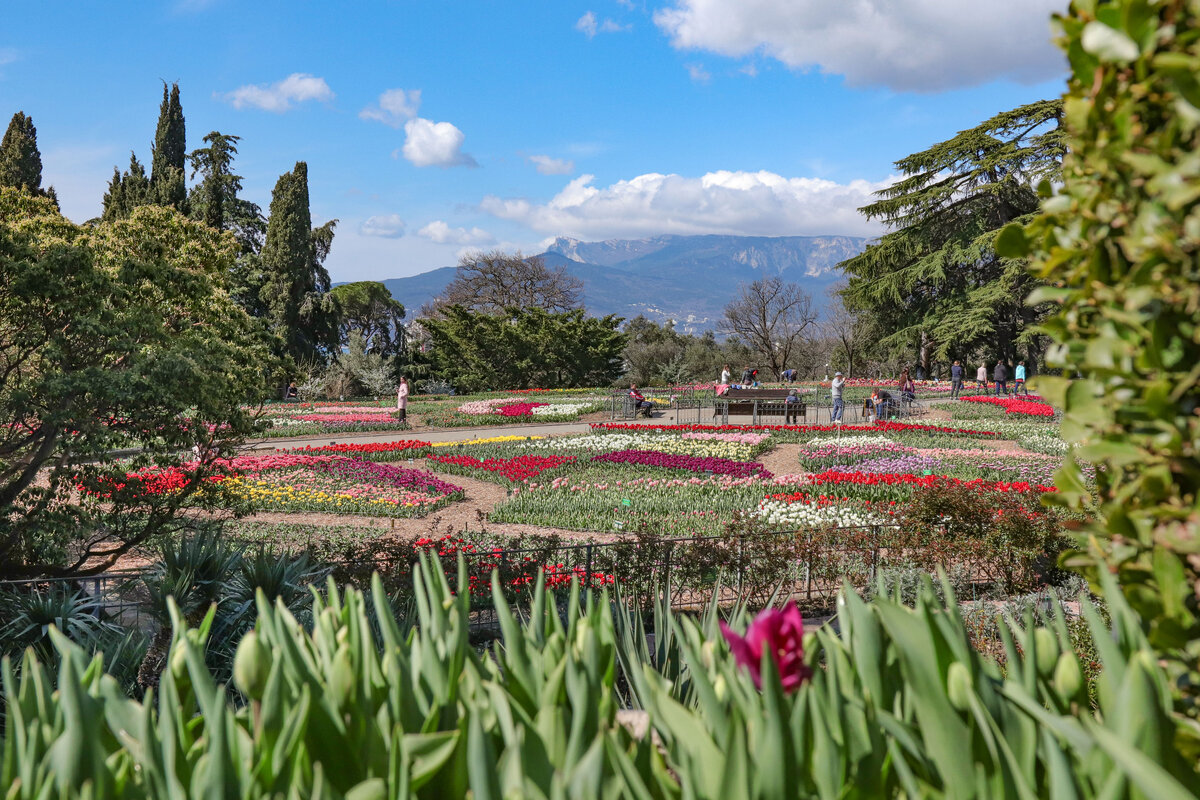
[259,161,339,362]
[0,112,43,194]
[102,153,151,222]
[150,82,187,211]
[840,99,1064,373]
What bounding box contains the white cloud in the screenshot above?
[221,73,334,112]
[685,62,711,83]
[654,0,1066,91]
[480,170,892,239]
[575,11,631,38]
[360,214,406,238]
[527,154,575,175]
[359,88,422,127]
[418,220,495,246]
[401,118,478,168]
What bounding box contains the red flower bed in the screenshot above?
[79,465,227,500]
[426,453,575,481]
[496,402,550,417]
[770,472,1056,497]
[589,421,999,437]
[961,396,1054,417]
[286,440,430,459]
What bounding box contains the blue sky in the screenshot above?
[1,0,1068,282]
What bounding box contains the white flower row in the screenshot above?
[519,433,755,461]
[531,402,596,416]
[753,499,887,529]
[805,435,897,447]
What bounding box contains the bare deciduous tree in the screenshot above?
[436,250,584,314]
[823,283,876,378]
[721,277,817,378]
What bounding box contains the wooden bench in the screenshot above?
[715,388,807,424]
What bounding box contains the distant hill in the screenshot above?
[378,234,869,333]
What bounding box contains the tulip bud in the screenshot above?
[947,662,973,711]
[329,644,356,709]
[1053,652,1082,701]
[233,631,272,700]
[1034,629,1059,677]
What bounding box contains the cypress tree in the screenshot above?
[102,152,152,221]
[0,112,43,193]
[150,82,187,211]
[260,161,339,362]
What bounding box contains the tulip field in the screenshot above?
[131,393,1072,539]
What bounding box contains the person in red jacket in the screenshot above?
[629,384,654,418]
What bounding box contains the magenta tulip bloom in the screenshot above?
[720,602,812,692]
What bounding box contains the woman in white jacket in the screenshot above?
[396,376,410,424]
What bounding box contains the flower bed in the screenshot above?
[224,454,463,517]
[961,395,1055,417]
[425,453,576,483]
[285,440,431,461]
[589,421,1000,440]
[590,449,770,479]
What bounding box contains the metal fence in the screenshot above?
[607,387,705,423]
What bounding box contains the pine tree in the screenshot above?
[150,82,187,211]
[840,99,1064,373]
[259,161,339,362]
[0,112,43,193]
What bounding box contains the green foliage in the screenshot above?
[260,161,340,364]
[841,99,1064,369]
[322,331,396,398]
[0,112,43,195]
[0,188,275,577]
[1007,0,1200,726]
[330,280,406,355]
[2,565,1195,797]
[423,305,626,392]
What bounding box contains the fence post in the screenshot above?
[585,543,594,587]
[737,534,744,600]
[870,525,879,585]
[752,399,758,425]
[804,531,813,602]
[664,542,674,609]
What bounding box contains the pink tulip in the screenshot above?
[719,602,812,692]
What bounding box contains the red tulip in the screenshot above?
[719,602,812,692]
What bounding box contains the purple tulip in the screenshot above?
[719,602,812,693]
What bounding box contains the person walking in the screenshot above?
[830,371,846,423]
[898,369,916,402]
[950,360,964,399]
[993,361,1008,396]
[1014,360,1027,396]
[396,376,410,424]
[976,363,988,393]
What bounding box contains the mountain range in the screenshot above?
[378,234,869,333]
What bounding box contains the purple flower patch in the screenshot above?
[590,449,770,479]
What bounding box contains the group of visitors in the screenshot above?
[946,359,1031,398]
